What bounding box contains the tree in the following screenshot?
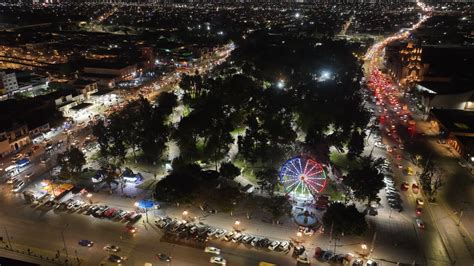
[420,160,443,201]
[262,196,292,223]
[255,168,279,196]
[219,162,241,180]
[156,91,178,117]
[322,203,367,236]
[347,130,366,159]
[92,120,109,158]
[57,147,86,180]
[343,156,385,206]
[102,164,123,193]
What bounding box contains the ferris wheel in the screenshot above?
[279,156,327,199]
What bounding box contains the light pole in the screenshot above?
[61,224,69,258]
[361,243,368,256]
[86,193,93,204]
[296,232,302,244]
[182,210,188,220]
[234,220,240,231]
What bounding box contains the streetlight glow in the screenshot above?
[277,80,285,89]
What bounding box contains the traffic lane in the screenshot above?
[369,111,451,264]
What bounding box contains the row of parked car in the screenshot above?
[383,173,403,212]
[155,216,291,253]
[35,196,142,223]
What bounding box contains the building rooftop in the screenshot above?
[431,109,474,135]
[83,60,137,70]
[72,79,97,86]
[417,81,473,95]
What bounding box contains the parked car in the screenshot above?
[268,241,280,251]
[223,231,234,241]
[297,254,311,264]
[12,181,25,192]
[366,259,378,266]
[214,229,226,239]
[205,228,217,237]
[250,237,260,247]
[321,250,334,261]
[241,235,254,244]
[279,241,290,252]
[231,233,244,243]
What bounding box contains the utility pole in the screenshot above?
[368,231,377,258]
[61,224,69,258]
[4,226,13,250]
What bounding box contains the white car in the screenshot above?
[214,229,226,239]
[210,257,226,265]
[297,254,310,264]
[204,247,220,255]
[12,181,25,192]
[231,232,243,243]
[374,142,385,148]
[268,240,280,250]
[279,241,290,251]
[103,244,120,252]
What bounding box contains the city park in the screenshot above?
[53,33,380,242]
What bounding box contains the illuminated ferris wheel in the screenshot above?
[279,156,327,199]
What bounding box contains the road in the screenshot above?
[362,1,473,265]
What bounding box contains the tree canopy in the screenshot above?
[322,202,368,236]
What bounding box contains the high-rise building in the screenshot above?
[0,71,19,100]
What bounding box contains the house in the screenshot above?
[83,61,137,81]
[0,123,31,156]
[38,88,85,116]
[70,79,99,99]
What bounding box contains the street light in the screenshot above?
[182,210,189,220]
[277,80,285,89]
[234,220,241,231]
[86,193,93,204]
